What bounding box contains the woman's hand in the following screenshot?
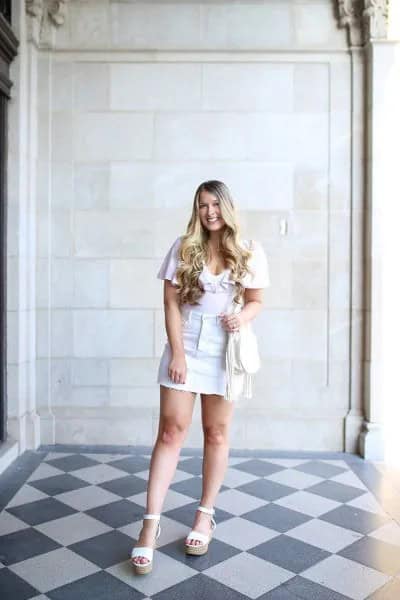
[168,353,187,384]
[219,312,242,333]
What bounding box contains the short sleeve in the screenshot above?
[156,236,182,287]
[241,240,270,289]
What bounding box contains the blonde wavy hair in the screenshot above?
[174,180,253,307]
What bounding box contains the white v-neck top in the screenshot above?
[157,235,270,314]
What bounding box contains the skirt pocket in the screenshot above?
[181,312,227,357]
[197,320,227,357]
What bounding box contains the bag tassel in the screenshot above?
[244,373,252,399]
[225,334,234,403]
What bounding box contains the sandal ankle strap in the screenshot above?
[197,505,215,516]
[142,514,161,540]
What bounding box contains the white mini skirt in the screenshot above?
[157,308,228,396]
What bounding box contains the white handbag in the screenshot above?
[225,300,261,403]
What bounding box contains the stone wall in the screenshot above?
[8,0,366,451]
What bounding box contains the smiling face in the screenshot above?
[198,190,226,232]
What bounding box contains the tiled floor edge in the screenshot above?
[0,450,47,513]
[37,443,365,462]
[346,459,400,524]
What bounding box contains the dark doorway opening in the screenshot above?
[0,8,18,443]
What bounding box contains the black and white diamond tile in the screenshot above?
[34,512,112,546]
[9,547,100,594]
[0,448,400,600]
[7,497,77,526]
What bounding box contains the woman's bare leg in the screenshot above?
[132,384,196,564]
[186,393,234,546]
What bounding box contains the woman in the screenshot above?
[130,180,270,574]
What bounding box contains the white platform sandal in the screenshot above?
[185,505,217,556]
[130,513,161,575]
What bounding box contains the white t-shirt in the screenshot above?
[157,236,270,314]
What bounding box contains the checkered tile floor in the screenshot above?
[1,448,400,599]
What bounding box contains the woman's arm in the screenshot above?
[239,288,264,324]
[163,280,186,384]
[220,288,263,332]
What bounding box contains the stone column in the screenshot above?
[7,1,69,451]
[25,0,70,446]
[361,33,400,461]
[359,1,398,460]
[360,0,400,460]
[338,0,399,460]
[337,2,366,453]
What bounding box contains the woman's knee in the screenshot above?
[203,423,229,446]
[158,418,190,446]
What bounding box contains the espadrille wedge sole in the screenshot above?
[185,505,216,556]
[131,513,161,575]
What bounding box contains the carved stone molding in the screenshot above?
[26,0,68,46]
[363,0,389,41]
[338,0,364,46]
[338,0,364,30]
[26,0,68,26]
[26,0,42,20]
[337,0,389,45]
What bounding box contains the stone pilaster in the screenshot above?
[337,0,394,460]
